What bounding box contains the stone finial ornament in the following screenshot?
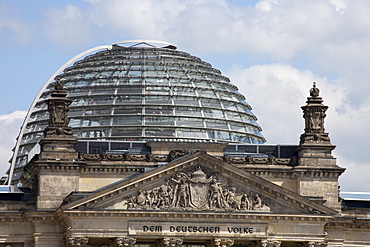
[297,82,336,169]
[54,76,64,90]
[309,82,320,97]
[38,76,78,161]
[299,82,331,144]
[44,77,73,135]
[47,78,70,128]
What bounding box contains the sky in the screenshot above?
[0,0,370,192]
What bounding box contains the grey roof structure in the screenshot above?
[9,40,265,184]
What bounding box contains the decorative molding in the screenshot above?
[29,163,146,175]
[113,237,136,247]
[260,240,281,247]
[298,242,327,247]
[161,237,183,247]
[63,210,333,223]
[78,151,298,167]
[248,169,345,179]
[222,156,297,167]
[67,237,89,246]
[213,238,235,247]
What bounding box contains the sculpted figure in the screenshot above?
[226,187,240,210]
[159,181,172,207]
[127,196,136,209]
[137,190,148,207]
[150,188,159,207]
[209,179,228,209]
[252,194,271,211]
[240,193,252,210]
[54,77,64,90]
[253,194,262,209]
[310,112,321,131]
[171,172,191,208]
[49,102,69,127]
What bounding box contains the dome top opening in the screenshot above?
[113,40,177,50]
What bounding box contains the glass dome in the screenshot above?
[10,41,265,183]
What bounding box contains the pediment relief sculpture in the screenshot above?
[65,153,337,215]
[110,166,271,212]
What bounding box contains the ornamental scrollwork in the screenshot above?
[78,150,297,167]
[260,240,281,247]
[298,242,327,247]
[113,237,136,247]
[308,242,328,247]
[213,238,234,247]
[161,238,183,247]
[67,237,89,246]
[222,155,297,167]
[124,167,270,211]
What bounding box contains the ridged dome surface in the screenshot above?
[12,42,265,182]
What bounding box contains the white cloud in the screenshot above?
[329,0,348,13]
[44,4,93,49]
[6,0,370,192]
[41,0,370,66]
[0,3,32,44]
[227,63,331,144]
[227,63,370,191]
[0,111,27,178]
[338,155,370,193]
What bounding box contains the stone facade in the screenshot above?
[1,83,369,247]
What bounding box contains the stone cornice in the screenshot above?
[60,209,333,223]
[325,216,370,229]
[27,160,155,175]
[245,167,345,179]
[0,211,58,223]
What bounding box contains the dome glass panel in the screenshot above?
[10,41,266,184]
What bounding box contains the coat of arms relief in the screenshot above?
[119,166,271,212]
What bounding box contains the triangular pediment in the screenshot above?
[61,151,337,215]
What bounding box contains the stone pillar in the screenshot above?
[296,82,344,211]
[113,237,137,247]
[160,238,183,247]
[34,77,80,209]
[206,239,234,247]
[260,240,281,247]
[298,82,336,165]
[67,237,89,246]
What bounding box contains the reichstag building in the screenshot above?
[0,40,369,247]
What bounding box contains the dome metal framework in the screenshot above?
[10,41,265,183]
